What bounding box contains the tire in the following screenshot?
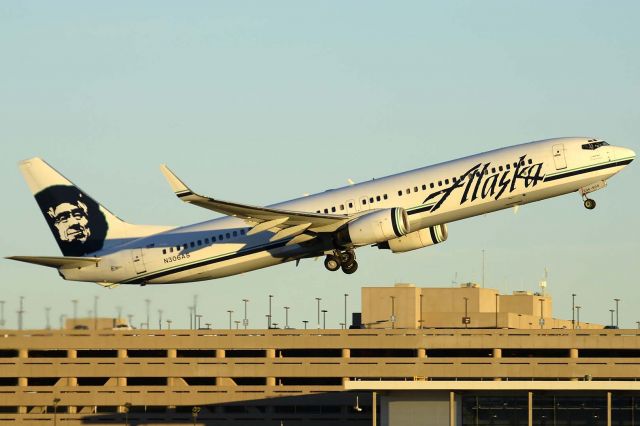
[341,260,358,275]
[340,251,355,265]
[324,255,340,272]
[584,199,596,210]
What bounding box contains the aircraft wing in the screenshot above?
[160,165,349,233]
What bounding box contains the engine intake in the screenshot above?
[336,208,410,247]
[378,224,448,253]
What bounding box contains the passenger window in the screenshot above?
[340,204,345,211]
[348,202,353,208]
[430,183,434,189]
[498,166,503,172]
[240,229,245,235]
[406,189,410,194]
[520,161,525,166]
[445,179,449,185]
[422,184,426,190]
[506,164,510,170]
[438,181,442,186]
[369,197,374,203]
[528,159,533,164]
[491,167,496,174]
[233,231,238,237]
[183,244,188,250]
[163,249,167,255]
[226,233,231,239]
[316,210,320,213]
[513,162,518,168]
[376,195,381,202]
[190,242,195,248]
[324,208,329,213]
[362,199,367,205]
[176,246,180,251]
[398,190,402,196]
[484,170,489,175]
[383,194,388,200]
[219,235,223,241]
[212,236,216,242]
[452,177,457,183]
[205,238,209,244]
[331,206,336,212]
[197,240,202,246]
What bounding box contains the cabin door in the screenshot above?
[131,249,147,274]
[552,144,567,170]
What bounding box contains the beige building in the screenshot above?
[361,283,601,330]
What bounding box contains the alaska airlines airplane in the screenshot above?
[7,137,634,287]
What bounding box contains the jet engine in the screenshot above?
[377,224,448,253]
[335,208,410,246]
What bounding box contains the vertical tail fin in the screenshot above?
[19,158,170,256]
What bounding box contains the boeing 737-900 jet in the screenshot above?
[7,137,635,287]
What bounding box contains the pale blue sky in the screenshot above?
[1,1,638,330]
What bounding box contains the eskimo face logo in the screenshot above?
[424,154,545,213]
[34,185,108,256]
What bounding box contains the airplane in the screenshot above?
[7,137,635,287]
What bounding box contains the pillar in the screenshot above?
[493,348,502,381]
[18,349,28,414]
[266,349,276,386]
[117,349,127,386]
[607,391,611,426]
[417,348,426,358]
[528,391,533,426]
[372,391,377,426]
[449,391,455,426]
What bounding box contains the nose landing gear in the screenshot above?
[583,198,596,210]
[324,250,358,274]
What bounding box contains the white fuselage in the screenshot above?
[60,137,634,285]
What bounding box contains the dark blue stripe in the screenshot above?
[123,240,289,284]
[407,205,433,216]
[544,159,632,182]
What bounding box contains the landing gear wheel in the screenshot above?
[584,198,596,210]
[340,250,355,266]
[324,255,341,272]
[341,260,358,275]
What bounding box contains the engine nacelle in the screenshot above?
[378,224,448,253]
[337,208,410,246]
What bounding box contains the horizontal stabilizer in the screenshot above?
[6,256,100,269]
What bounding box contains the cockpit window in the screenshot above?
[582,140,609,150]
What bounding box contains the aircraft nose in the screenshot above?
[619,147,636,162]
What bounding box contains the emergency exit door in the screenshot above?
[131,249,147,274]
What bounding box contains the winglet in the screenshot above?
[160,164,192,197]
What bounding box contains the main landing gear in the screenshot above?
[324,250,358,274]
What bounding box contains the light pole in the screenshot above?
[571,293,576,329]
[322,309,328,329]
[45,307,51,330]
[316,298,322,329]
[495,293,499,328]
[636,321,639,330]
[419,293,424,329]
[390,296,396,329]
[127,314,134,328]
[189,306,194,330]
[145,299,150,330]
[266,314,271,329]
[463,297,469,329]
[268,295,273,329]
[17,296,25,331]
[0,300,5,328]
[234,320,240,329]
[71,299,78,323]
[193,295,198,331]
[284,306,290,329]
[94,295,99,330]
[195,314,202,329]
[609,309,615,328]
[303,320,308,330]
[576,306,582,329]
[158,309,163,330]
[227,310,233,330]
[59,314,66,330]
[614,298,620,328]
[539,299,545,329]
[344,294,349,329]
[166,319,172,330]
[242,299,249,329]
